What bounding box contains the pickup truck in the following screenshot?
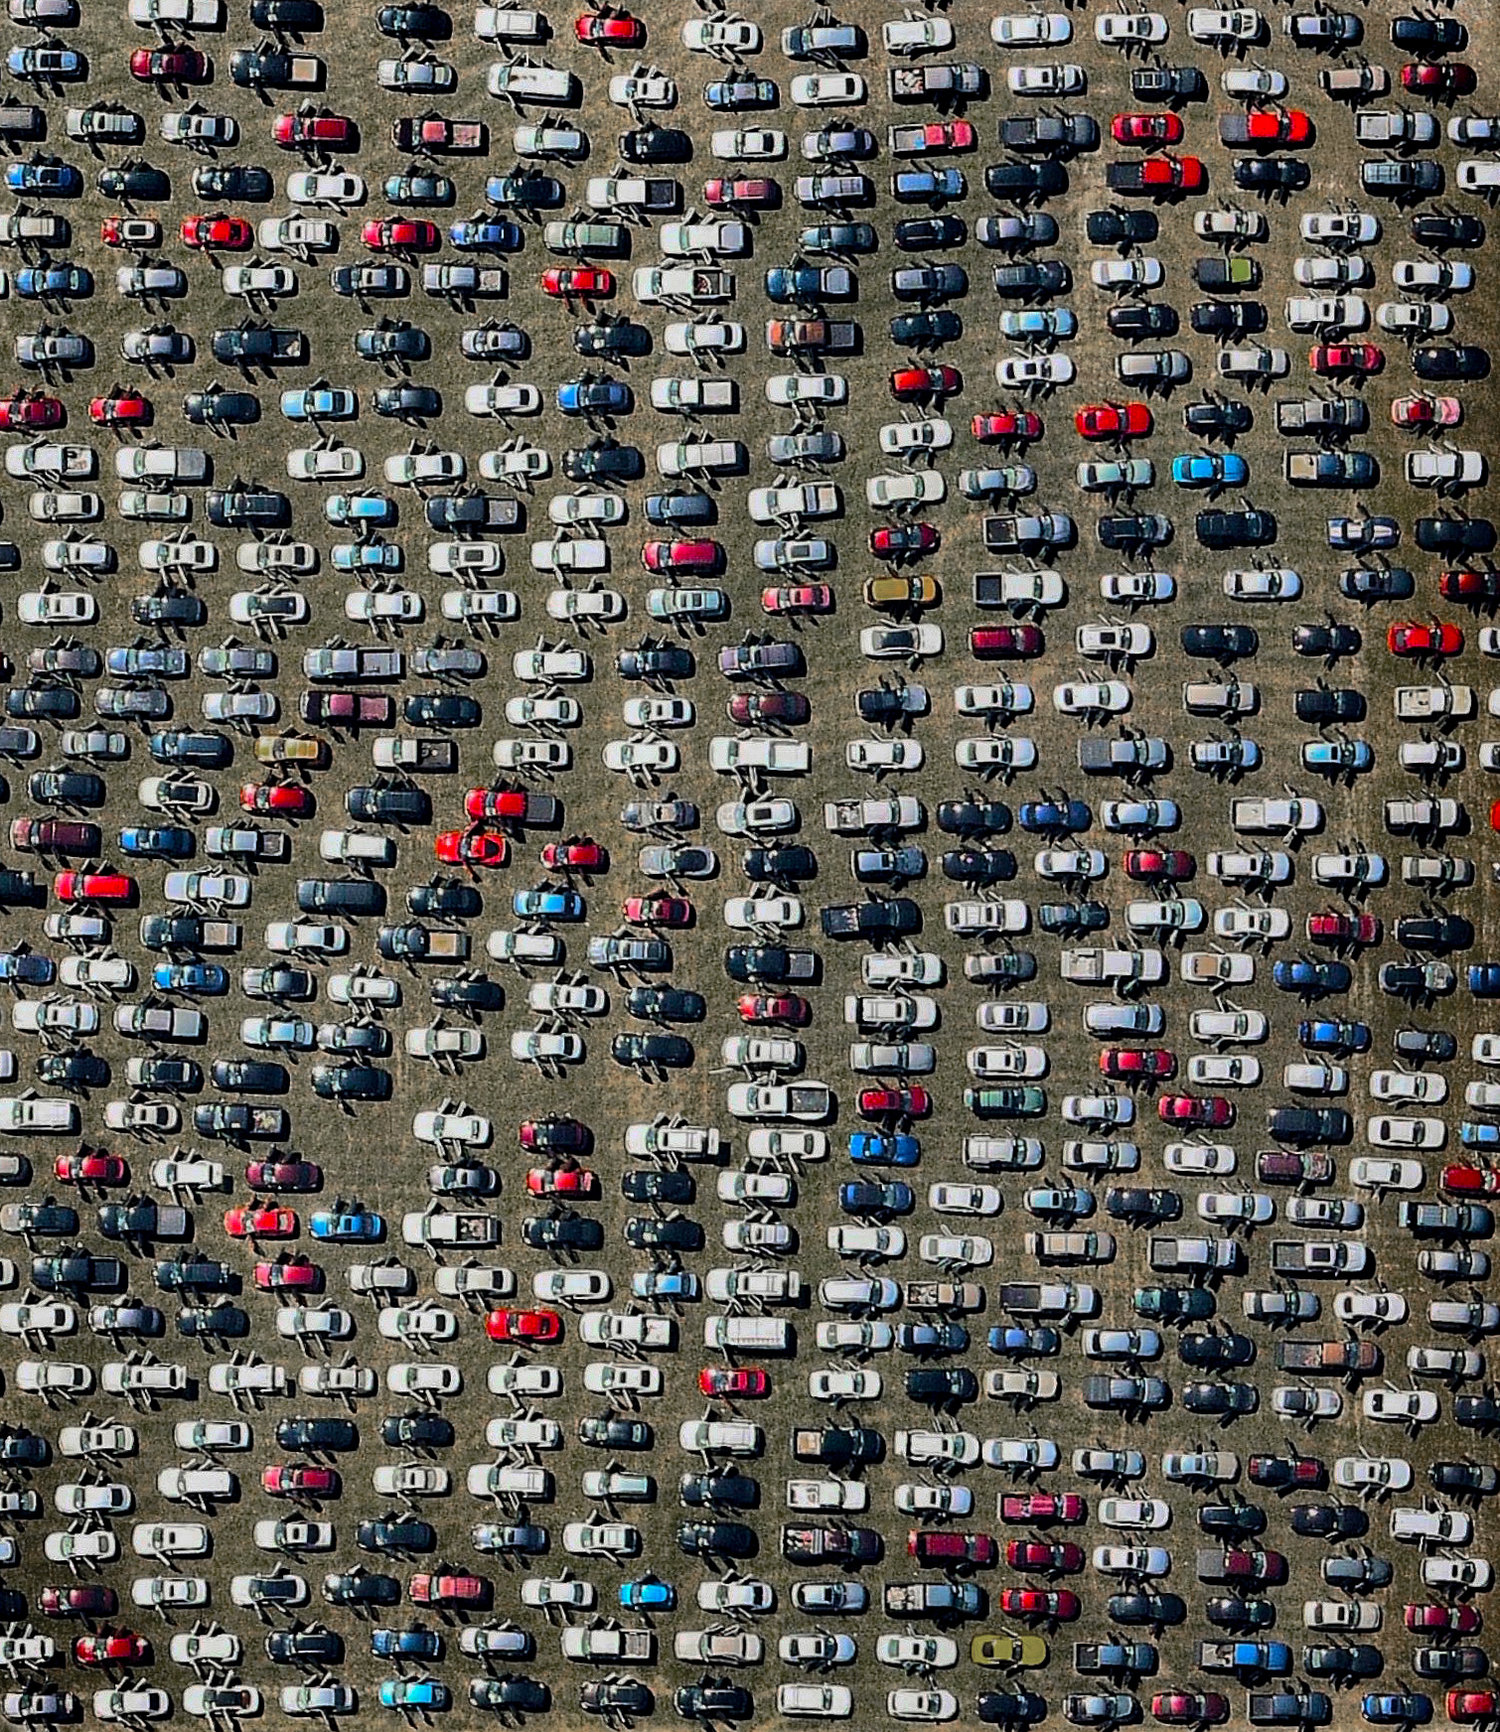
[824,796,923,834]
[140,915,241,951]
[889,63,984,101]
[484,790,560,827]
[378,925,470,962]
[392,117,485,153]
[587,176,680,212]
[725,1084,832,1123]
[632,267,735,303]
[1274,1339,1381,1373]
[1355,109,1436,146]
[99,1202,190,1240]
[371,737,456,773]
[652,378,736,412]
[1198,1641,1292,1674]
[401,1211,500,1248]
[1275,397,1367,434]
[1270,1240,1369,1276]
[230,49,322,87]
[1286,451,1371,486]
[1394,685,1475,721]
[1249,1693,1332,1726]
[560,1627,654,1662]
[1151,1237,1242,1273]
[304,648,403,683]
[1060,948,1165,985]
[1000,1282,1097,1315]
[974,570,1065,610]
[884,1582,983,1616]
[906,1280,984,1312]
[766,319,858,354]
[1078,738,1169,774]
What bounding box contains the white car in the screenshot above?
[222,265,296,297]
[790,73,865,106]
[1223,566,1302,601]
[1096,10,1167,42]
[1363,1388,1438,1424]
[996,354,1075,389]
[1303,211,1381,246]
[1187,6,1262,38]
[286,172,364,206]
[767,374,847,408]
[1009,63,1084,95]
[992,11,1072,42]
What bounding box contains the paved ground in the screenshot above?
[0,0,1498,1722]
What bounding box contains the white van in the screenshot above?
[704,1315,792,1354]
[0,1097,75,1133]
[474,5,544,39]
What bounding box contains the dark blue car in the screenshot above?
[1361,1696,1431,1726]
[449,218,523,250]
[1274,959,1352,995]
[1469,964,1500,997]
[848,1133,920,1165]
[1018,800,1091,833]
[5,159,81,195]
[372,1629,442,1660]
[840,1181,915,1215]
[120,827,195,859]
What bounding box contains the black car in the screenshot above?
[279,1417,358,1451]
[1185,398,1253,438]
[579,1417,652,1450]
[193,165,274,202]
[1109,1592,1187,1626]
[1415,518,1495,555]
[407,881,481,919]
[984,160,1067,200]
[265,1629,343,1667]
[623,1214,702,1251]
[1179,1332,1256,1369]
[1340,564,1416,600]
[425,494,520,531]
[645,492,714,528]
[618,644,694,681]
[1295,687,1364,723]
[349,787,430,823]
[1430,1459,1499,1495]
[899,1324,970,1355]
[1410,212,1483,249]
[979,1693,1047,1725]
[38,1053,109,1088]
[1099,514,1173,550]
[178,1304,249,1338]
[820,898,920,939]
[891,311,962,346]
[311,1063,390,1101]
[1293,623,1360,658]
[212,1060,288,1094]
[1396,915,1473,952]
[520,1216,603,1251]
[620,126,691,163]
[1088,207,1159,247]
[743,847,818,883]
[324,1571,400,1606]
[207,490,290,529]
[471,1680,549,1714]
[430,976,505,1011]
[1206,1597,1275,1628]
[627,988,705,1027]
[1392,14,1466,48]
[382,1413,453,1450]
[1107,1188,1182,1222]
[1197,510,1274,547]
[1131,64,1205,101]
[942,848,1016,884]
[1108,302,1178,338]
[621,1170,694,1204]
[675,1687,751,1721]
[677,1519,756,1558]
[0,1430,48,1466]
[153,1259,233,1292]
[611,1032,694,1070]
[937,800,1011,836]
[680,1471,758,1509]
[1235,158,1310,191]
[561,442,643,483]
[906,1368,979,1403]
[582,1682,654,1718]
[1192,301,1268,336]
[894,216,965,253]
[98,163,170,200]
[1303,1644,1381,1679]
[1292,1503,1367,1540]
[1199,1503,1267,1537]
[405,693,479,727]
[724,946,817,985]
[1413,345,1490,381]
[373,384,441,417]
[1182,624,1259,660]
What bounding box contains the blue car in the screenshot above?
[153,962,228,995]
[988,1324,1061,1355]
[0,953,55,987]
[1303,740,1373,774]
[280,387,357,421]
[1273,959,1352,995]
[1018,800,1091,833]
[848,1132,920,1165]
[310,1210,385,1241]
[1171,452,1249,488]
[120,827,195,859]
[1469,964,1500,997]
[620,1579,675,1610]
[1298,1019,1370,1053]
[326,494,396,526]
[372,1630,442,1660]
[513,888,585,921]
[633,1270,699,1300]
[1362,1696,1431,1726]
[7,46,83,78]
[840,1181,914,1215]
[449,218,522,250]
[15,264,91,298]
[1462,1121,1500,1148]
[6,160,81,195]
[895,169,965,201]
[108,646,188,677]
[556,379,632,415]
[331,541,403,572]
[378,1680,448,1711]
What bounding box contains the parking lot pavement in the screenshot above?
[0,0,1498,1722]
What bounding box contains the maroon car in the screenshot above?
[246,1161,322,1192]
[728,692,810,726]
[971,624,1043,659]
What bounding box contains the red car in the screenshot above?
[1123,849,1193,881]
[241,782,313,816]
[225,1205,296,1238]
[75,1634,149,1667]
[623,895,691,927]
[541,841,606,872]
[699,1366,769,1398]
[1152,1694,1229,1726]
[1406,1603,1482,1633]
[525,1166,599,1197]
[90,393,152,426]
[1159,1094,1233,1128]
[704,177,777,206]
[1311,343,1383,376]
[761,586,833,616]
[247,1161,321,1192]
[999,1587,1081,1620]
[1389,620,1463,657]
[435,829,508,868]
[973,410,1043,444]
[263,1464,338,1497]
[891,365,960,400]
[1403,60,1476,95]
[272,112,354,147]
[729,692,811,724]
[859,1087,931,1118]
[1442,1166,1500,1197]
[870,523,939,559]
[180,214,253,249]
[1005,1539,1084,1573]
[1393,394,1462,429]
[1000,1493,1085,1525]
[1076,402,1152,440]
[737,993,811,1025]
[486,1308,561,1343]
[129,45,207,79]
[542,266,613,297]
[1307,912,1379,946]
[971,625,1042,658]
[40,1586,117,1618]
[363,218,440,252]
[575,9,643,42]
[1448,1693,1498,1722]
[253,1259,321,1291]
[1112,112,1183,146]
[1100,1049,1176,1080]
[410,1574,488,1607]
[0,393,62,429]
[54,871,134,903]
[1440,569,1500,603]
[55,1153,127,1185]
[642,539,721,573]
[1231,109,1312,145]
[910,1530,998,1566]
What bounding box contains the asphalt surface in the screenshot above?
[0,0,1498,1724]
